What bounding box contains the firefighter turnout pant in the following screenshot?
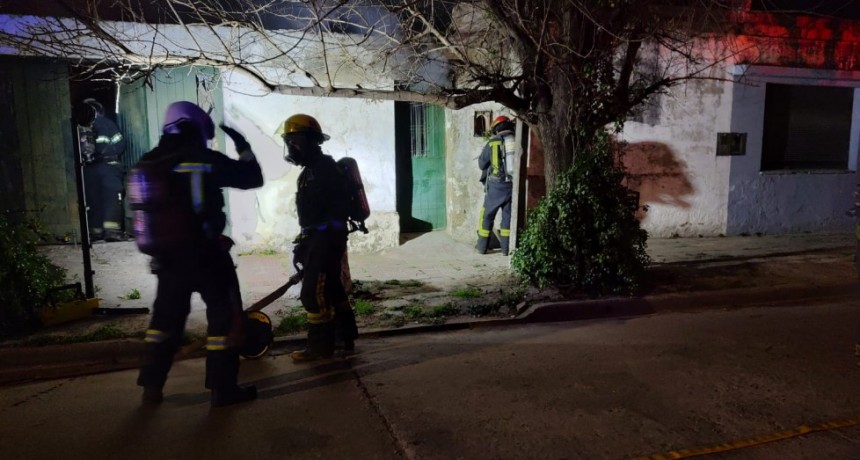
[477,180,513,255]
[298,227,358,355]
[137,242,245,391]
[83,161,125,239]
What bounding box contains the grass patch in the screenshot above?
[274,310,307,335]
[430,303,460,317]
[451,287,482,298]
[23,325,131,346]
[122,288,141,300]
[354,299,376,316]
[499,286,526,308]
[382,314,407,328]
[467,302,502,317]
[403,304,425,320]
[238,248,279,256]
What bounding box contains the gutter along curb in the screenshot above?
[1,282,855,386]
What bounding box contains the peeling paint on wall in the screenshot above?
[221,71,399,253]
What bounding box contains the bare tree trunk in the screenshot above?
[533,69,577,193]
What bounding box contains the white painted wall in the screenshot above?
[619,65,860,237]
[725,66,860,235]
[220,71,399,253]
[445,103,512,244]
[619,78,734,237]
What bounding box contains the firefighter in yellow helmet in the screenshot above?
[280,114,358,362]
[477,115,516,255]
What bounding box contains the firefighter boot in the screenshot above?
[211,385,258,408]
[476,236,489,255]
[292,322,335,363]
[335,301,358,354]
[290,349,335,362]
[141,386,164,406]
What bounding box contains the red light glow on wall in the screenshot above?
[732,6,860,70]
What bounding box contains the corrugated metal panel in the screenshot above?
[145,66,224,150]
[117,76,150,171]
[0,64,25,217]
[7,59,76,236]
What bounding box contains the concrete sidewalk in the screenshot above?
[2,231,856,386]
[39,230,857,311]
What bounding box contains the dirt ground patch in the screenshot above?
[6,242,856,347]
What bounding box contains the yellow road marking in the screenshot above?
[634,416,860,459]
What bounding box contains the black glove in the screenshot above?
[219,124,250,153]
[292,234,309,270]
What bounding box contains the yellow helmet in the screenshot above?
[277,114,330,142]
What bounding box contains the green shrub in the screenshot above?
[123,289,141,300]
[511,133,650,295]
[0,215,68,339]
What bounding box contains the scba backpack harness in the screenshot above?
[126,147,202,256]
[337,157,371,234]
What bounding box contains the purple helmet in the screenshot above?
[162,101,215,147]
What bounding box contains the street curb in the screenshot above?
[1,282,857,386]
[517,282,859,323]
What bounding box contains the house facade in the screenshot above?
[2,2,859,256]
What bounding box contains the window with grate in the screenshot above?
[760,83,853,171]
[409,102,444,158]
[410,102,427,157]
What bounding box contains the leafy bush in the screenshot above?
[0,214,68,339]
[511,133,650,295]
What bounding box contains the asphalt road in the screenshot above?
[3,300,860,459]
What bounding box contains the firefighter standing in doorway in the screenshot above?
[279,114,358,362]
[477,115,516,256]
[81,98,127,241]
[135,101,263,407]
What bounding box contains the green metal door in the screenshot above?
[396,102,446,232]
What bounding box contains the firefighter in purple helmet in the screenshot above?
[135,101,263,408]
[80,98,127,242]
